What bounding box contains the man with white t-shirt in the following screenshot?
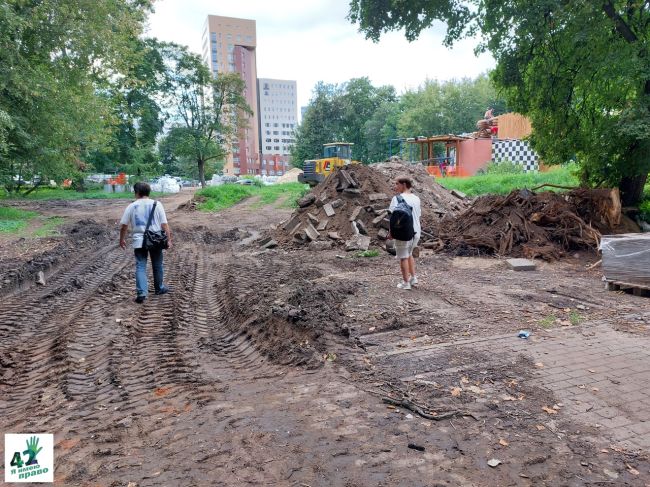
[119,182,172,303]
[388,177,421,290]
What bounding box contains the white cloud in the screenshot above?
[146,0,495,110]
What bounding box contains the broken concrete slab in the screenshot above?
[323,203,335,217]
[356,219,368,235]
[377,228,389,240]
[282,215,301,231]
[345,234,371,252]
[372,211,388,227]
[36,271,46,286]
[304,223,320,242]
[368,193,389,202]
[451,189,467,199]
[331,199,344,208]
[349,206,363,222]
[298,193,316,208]
[261,239,278,249]
[351,221,360,236]
[343,188,362,195]
[317,219,329,231]
[288,221,302,235]
[338,170,357,188]
[328,232,341,240]
[506,258,537,271]
[307,213,320,225]
[309,240,333,251]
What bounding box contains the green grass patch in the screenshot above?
[354,249,380,258]
[256,182,309,208]
[197,183,309,212]
[0,206,37,234]
[33,216,65,237]
[539,314,557,329]
[440,165,579,197]
[0,188,164,201]
[568,310,582,326]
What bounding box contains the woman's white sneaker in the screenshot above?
[397,281,411,290]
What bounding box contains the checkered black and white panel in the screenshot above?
[492,139,539,172]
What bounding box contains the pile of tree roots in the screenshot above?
[436,188,622,261]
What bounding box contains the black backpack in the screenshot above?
[389,195,415,241]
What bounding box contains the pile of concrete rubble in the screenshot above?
[269,162,468,252]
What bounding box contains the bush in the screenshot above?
[639,200,650,222]
[486,160,524,175]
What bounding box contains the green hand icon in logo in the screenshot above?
[23,436,43,466]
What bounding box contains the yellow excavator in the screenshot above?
[298,142,359,186]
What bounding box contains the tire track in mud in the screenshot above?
[1,223,355,485]
[0,246,132,429]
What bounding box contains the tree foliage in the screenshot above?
[161,45,252,187]
[0,0,153,190]
[86,38,168,178]
[348,0,650,204]
[293,74,504,165]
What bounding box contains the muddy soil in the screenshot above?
[0,193,648,486]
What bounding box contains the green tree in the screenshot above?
[364,100,401,161]
[348,0,650,205]
[162,45,251,187]
[292,79,397,166]
[158,126,224,180]
[397,75,505,139]
[0,0,153,191]
[291,82,344,168]
[86,38,168,178]
[340,78,397,162]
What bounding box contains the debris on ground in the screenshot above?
[437,188,630,261]
[273,162,468,251]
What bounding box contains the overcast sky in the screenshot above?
[146,0,495,113]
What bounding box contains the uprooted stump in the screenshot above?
[437,188,624,261]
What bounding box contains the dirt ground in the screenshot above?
[1,191,649,486]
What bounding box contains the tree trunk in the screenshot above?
[619,173,648,206]
[198,159,206,188]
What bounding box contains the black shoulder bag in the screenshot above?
[142,201,169,251]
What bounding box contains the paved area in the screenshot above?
[372,322,650,452]
[505,323,650,451]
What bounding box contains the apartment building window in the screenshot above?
[274,146,280,151]
[227,34,232,40]
[265,138,271,142]
[265,146,272,150]
[273,131,278,135]
[273,138,279,142]
[210,32,217,41]
[265,123,270,127]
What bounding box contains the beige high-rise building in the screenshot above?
[258,78,297,176]
[201,15,260,175]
